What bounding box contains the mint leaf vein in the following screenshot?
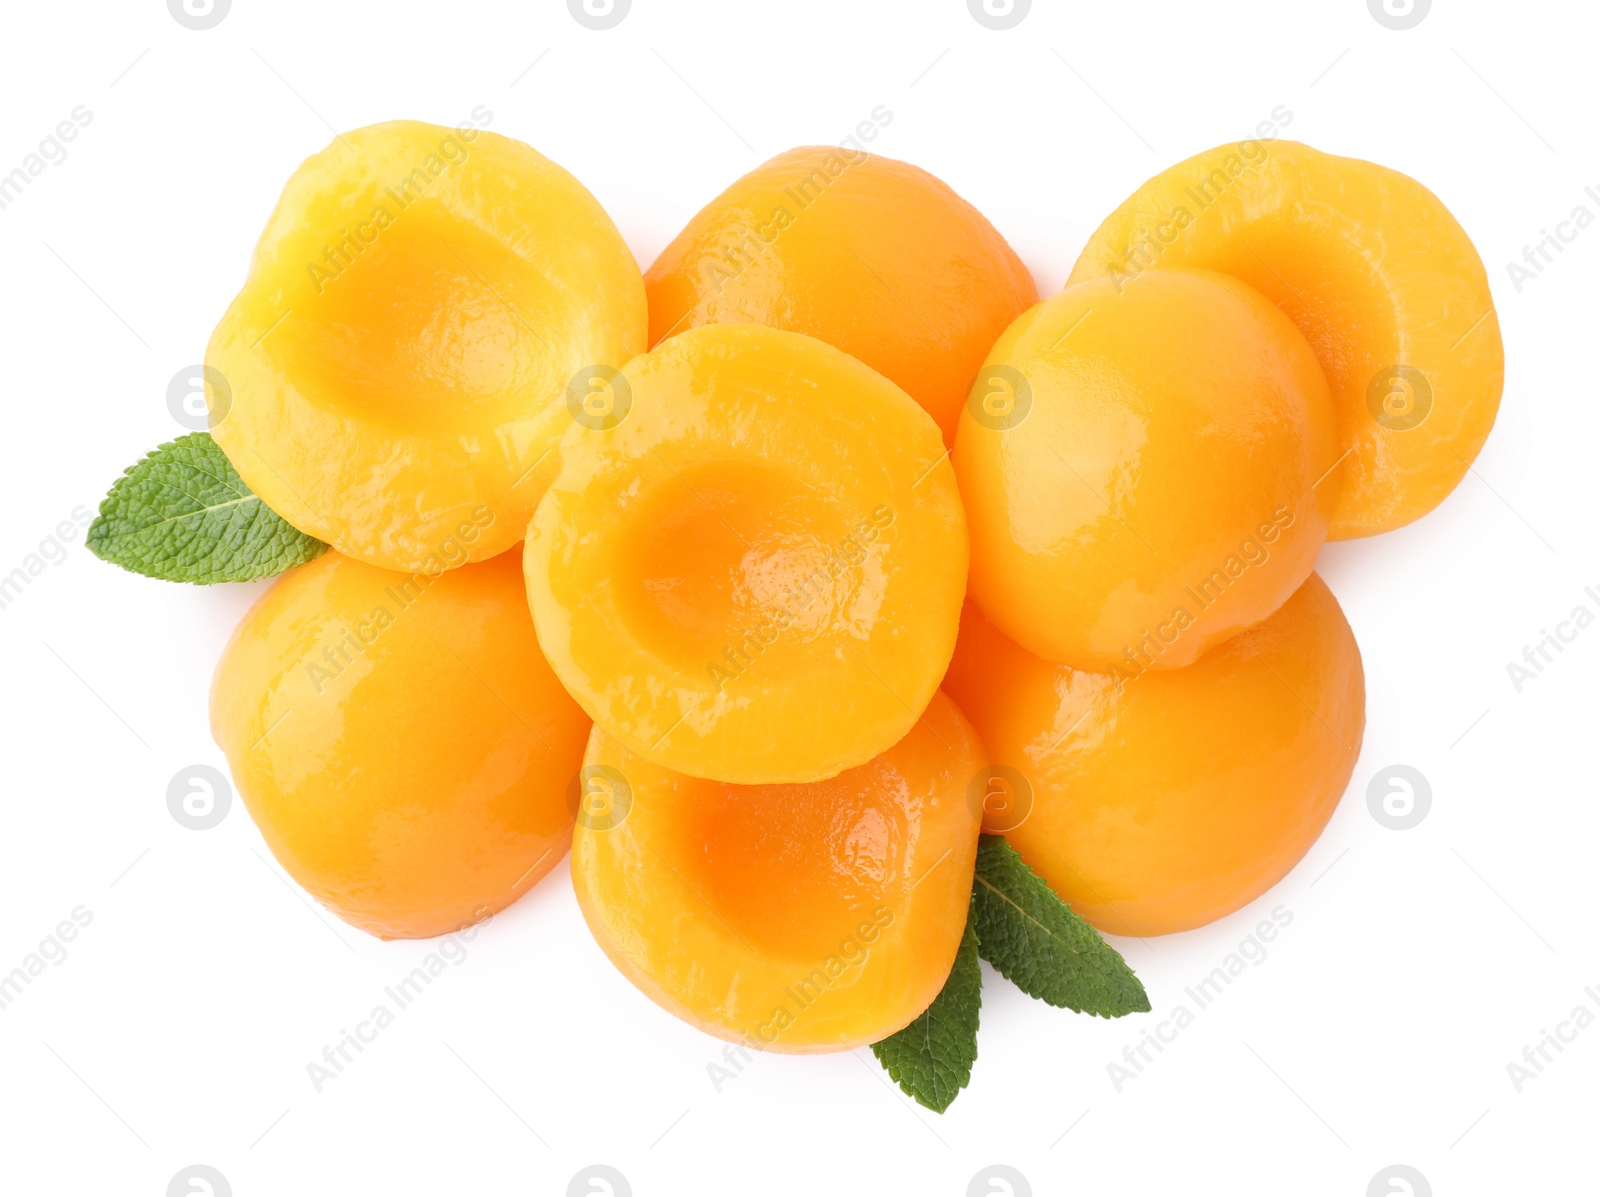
[870,907,981,1113]
[87,432,326,584]
[971,835,1150,1018]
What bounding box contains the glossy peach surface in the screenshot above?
[210,548,590,939]
[524,322,967,785]
[645,145,1038,446]
[206,120,647,573]
[571,692,985,1051]
[1071,139,1503,539]
[953,268,1339,673]
[942,575,1364,937]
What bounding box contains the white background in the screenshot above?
[0,1,1593,1194]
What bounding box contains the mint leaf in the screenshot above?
[972,835,1149,1018]
[871,907,981,1113]
[87,433,326,583]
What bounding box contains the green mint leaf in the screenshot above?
[870,905,981,1113]
[972,834,1150,1018]
[87,432,326,584]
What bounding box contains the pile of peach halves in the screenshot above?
[92,118,1501,1107]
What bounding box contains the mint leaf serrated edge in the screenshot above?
[972,834,1150,1018]
[870,907,981,1114]
[87,432,326,584]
